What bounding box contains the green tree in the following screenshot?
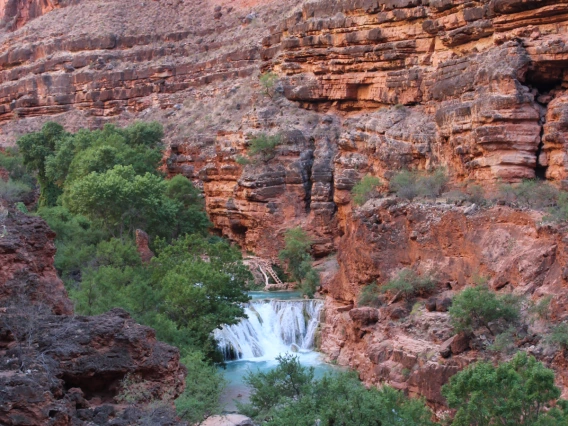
[17,122,68,206]
[278,227,319,297]
[443,352,565,425]
[352,175,382,206]
[240,354,434,426]
[62,165,177,237]
[164,175,211,238]
[449,286,521,336]
[390,168,448,201]
[259,71,279,99]
[248,133,281,163]
[279,227,312,282]
[381,269,435,301]
[148,234,252,357]
[175,352,226,425]
[18,121,164,206]
[358,282,382,308]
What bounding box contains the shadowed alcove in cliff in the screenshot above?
[523,60,568,179]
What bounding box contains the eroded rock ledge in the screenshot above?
[320,199,568,408]
[0,210,186,426]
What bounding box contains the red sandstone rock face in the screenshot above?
[0,0,66,31]
[263,0,568,182]
[0,208,73,315]
[0,210,186,425]
[0,308,186,425]
[320,200,568,408]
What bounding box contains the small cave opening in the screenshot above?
[522,62,567,180]
[230,222,248,236]
[62,372,126,402]
[524,63,566,96]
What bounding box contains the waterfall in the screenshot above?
[214,299,323,361]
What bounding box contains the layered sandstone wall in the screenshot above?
[320,200,568,408]
[2,0,568,412]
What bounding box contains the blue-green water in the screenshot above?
[217,292,335,412]
[220,351,336,412]
[248,290,303,300]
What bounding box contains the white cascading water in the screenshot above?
[214,299,323,361]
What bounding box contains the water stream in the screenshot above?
[214,292,333,412]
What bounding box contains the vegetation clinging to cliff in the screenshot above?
[443,352,568,425]
[390,168,448,201]
[352,174,382,205]
[278,227,319,297]
[449,285,521,336]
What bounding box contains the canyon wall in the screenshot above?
[2,0,568,412]
[0,209,187,425]
[320,199,568,408]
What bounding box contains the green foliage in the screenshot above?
[0,147,35,187]
[235,155,251,166]
[488,328,518,355]
[279,227,312,282]
[14,202,28,214]
[442,352,565,425]
[0,179,32,203]
[247,133,281,163]
[381,269,435,301]
[390,168,448,201]
[175,352,226,424]
[164,174,211,238]
[358,282,382,308]
[17,122,67,206]
[498,179,559,209]
[547,323,568,350]
[548,192,568,222]
[39,206,107,280]
[447,183,487,206]
[449,286,521,336]
[351,174,382,205]
[239,354,435,426]
[17,121,164,207]
[62,165,173,238]
[259,71,279,99]
[70,234,252,359]
[530,295,552,321]
[298,260,320,298]
[278,227,319,297]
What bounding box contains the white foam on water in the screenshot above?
[214,299,324,361]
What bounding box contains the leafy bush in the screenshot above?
[239,354,434,426]
[390,170,420,201]
[351,175,382,205]
[390,168,448,201]
[446,183,487,206]
[498,179,559,209]
[442,352,566,425]
[278,227,319,297]
[488,328,518,355]
[358,282,382,308]
[0,179,32,203]
[381,269,435,301]
[0,147,35,186]
[175,352,226,424]
[247,133,281,162]
[235,155,251,166]
[449,286,521,336]
[547,323,568,351]
[547,192,568,223]
[259,71,279,99]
